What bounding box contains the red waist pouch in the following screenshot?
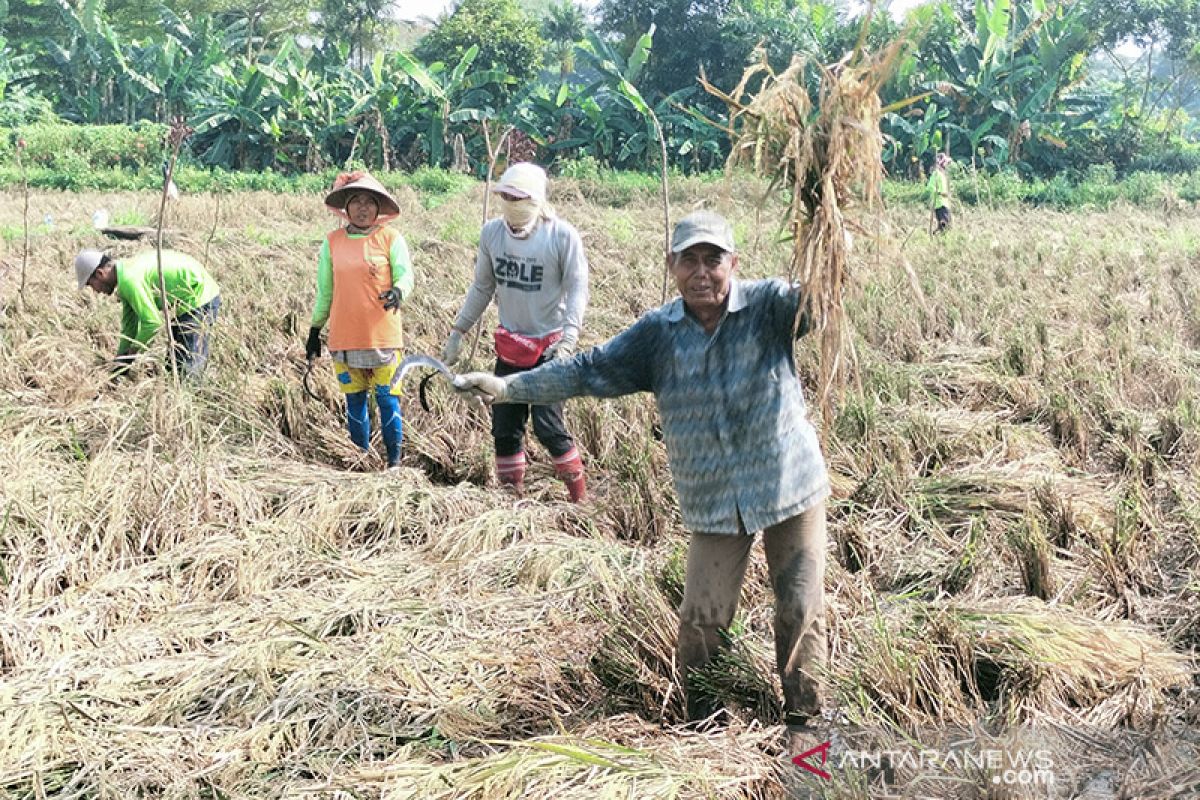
[493,326,562,368]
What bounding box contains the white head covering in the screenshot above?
[494,162,555,232]
[74,249,105,289]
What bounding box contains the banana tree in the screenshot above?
[547,25,662,169]
[576,24,673,294]
[189,58,281,168]
[44,0,160,123]
[130,11,249,121]
[883,102,948,176]
[912,0,1104,173]
[392,45,516,167]
[190,38,352,171]
[0,35,37,105]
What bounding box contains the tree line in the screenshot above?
[1,0,1198,178]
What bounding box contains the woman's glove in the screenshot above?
[306,327,323,361]
[379,287,403,312]
[545,331,578,361]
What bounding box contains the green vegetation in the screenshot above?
[2,0,1198,179]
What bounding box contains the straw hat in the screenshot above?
[324,171,400,220]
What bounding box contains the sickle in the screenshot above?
[418,372,435,412]
[302,359,321,402]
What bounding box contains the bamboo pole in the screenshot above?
[16,137,29,309]
[649,108,672,304]
[155,118,192,383]
[466,120,514,365]
[204,192,221,267]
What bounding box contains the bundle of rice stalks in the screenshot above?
[1006,514,1058,601]
[833,596,1189,733]
[940,598,1190,727]
[590,577,685,723]
[701,23,911,416]
[831,598,980,732]
[689,634,782,724]
[467,534,643,611]
[358,715,781,799]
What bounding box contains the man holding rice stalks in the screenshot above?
[928,152,953,233]
[306,171,414,470]
[441,162,590,502]
[454,210,830,744]
[75,247,220,381]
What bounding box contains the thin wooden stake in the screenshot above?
[204,191,221,267]
[16,137,29,308]
[649,108,672,304]
[467,120,514,365]
[156,118,192,383]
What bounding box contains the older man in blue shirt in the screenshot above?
[454,210,830,742]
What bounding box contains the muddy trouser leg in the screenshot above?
[492,358,531,489]
[762,501,827,721]
[935,206,951,233]
[677,530,755,720]
[169,296,219,380]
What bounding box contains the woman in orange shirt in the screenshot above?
[306,172,415,468]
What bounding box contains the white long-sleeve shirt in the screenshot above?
[453,216,589,339]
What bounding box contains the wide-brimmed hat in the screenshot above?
[324,171,400,221]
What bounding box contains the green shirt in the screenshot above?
[927,169,950,210]
[310,228,413,328]
[115,250,220,355]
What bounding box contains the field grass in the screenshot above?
[0,179,1198,798]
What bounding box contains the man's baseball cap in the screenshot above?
[670,210,736,254]
[74,249,105,289]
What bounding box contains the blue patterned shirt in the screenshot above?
[506,278,830,534]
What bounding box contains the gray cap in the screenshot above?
[670,210,736,254]
[75,249,105,289]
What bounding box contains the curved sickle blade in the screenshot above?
[389,353,454,391]
[302,360,321,402]
[418,373,436,412]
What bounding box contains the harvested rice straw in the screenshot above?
[701,19,911,419]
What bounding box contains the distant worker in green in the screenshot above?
[75,248,221,380]
[927,152,953,233]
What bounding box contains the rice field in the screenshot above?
[0,178,1198,799]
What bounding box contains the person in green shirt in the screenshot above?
[75,248,221,380]
[927,152,953,233]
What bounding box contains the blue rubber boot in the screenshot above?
[376,386,403,468]
[345,391,370,452]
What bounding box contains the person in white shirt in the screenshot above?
[442,162,590,502]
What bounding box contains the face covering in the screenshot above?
[499,197,540,231]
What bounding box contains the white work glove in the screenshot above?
[442,329,464,367]
[452,372,511,405]
[545,331,578,361]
